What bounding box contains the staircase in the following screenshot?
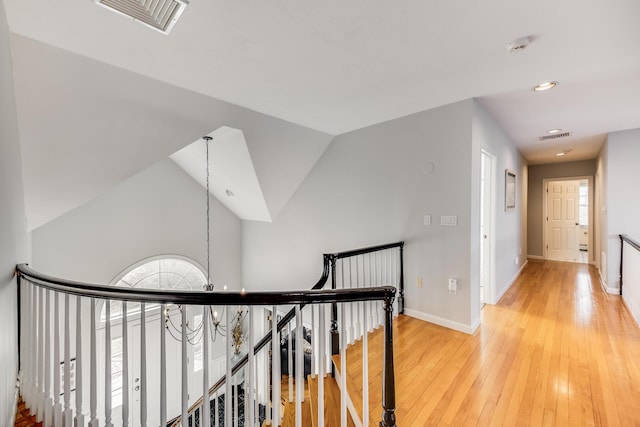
[14,397,41,427]
[274,374,355,427]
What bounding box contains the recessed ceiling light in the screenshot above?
[533,81,559,92]
[547,129,562,134]
[556,149,572,157]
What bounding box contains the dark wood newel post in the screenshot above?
[399,242,405,314]
[16,270,22,373]
[329,255,340,374]
[380,292,397,427]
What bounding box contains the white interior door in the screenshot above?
[480,151,493,304]
[546,180,580,261]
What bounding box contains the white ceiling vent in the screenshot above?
[539,132,572,141]
[95,0,188,34]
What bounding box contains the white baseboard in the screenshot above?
[527,255,544,260]
[598,269,619,294]
[492,260,529,304]
[333,367,363,427]
[404,308,479,335]
[8,378,18,427]
[622,293,640,328]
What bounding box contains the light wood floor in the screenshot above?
[342,260,640,426]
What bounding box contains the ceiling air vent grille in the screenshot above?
[539,132,572,141]
[95,0,188,34]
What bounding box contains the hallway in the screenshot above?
[346,260,640,426]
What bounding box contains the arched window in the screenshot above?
[101,256,207,321]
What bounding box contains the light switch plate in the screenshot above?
[440,215,458,226]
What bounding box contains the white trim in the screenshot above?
[492,260,528,305]
[480,149,497,306]
[333,369,363,427]
[596,267,618,294]
[622,293,640,328]
[9,380,18,427]
[527,255,544,260]
[404,308,479,335]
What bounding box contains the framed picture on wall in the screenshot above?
[505,169,516,211]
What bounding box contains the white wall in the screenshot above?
[32,159,242,290]
[243,99,526,333]
[472,101,528,312]
[0,2,29,422]
[605,128,640,294]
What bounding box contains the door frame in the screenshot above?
[480,150,496,305]
[542,176,594,264]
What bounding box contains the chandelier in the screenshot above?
[163,135,245,348]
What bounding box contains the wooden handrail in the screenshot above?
[17,241,401,427]
[619,234,640,296]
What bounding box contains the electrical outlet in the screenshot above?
[448,278,457,294]
[514,256,519,265]
[423,215,431,226]
[416,277,423,288]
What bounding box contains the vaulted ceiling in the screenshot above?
[4,0,640,229]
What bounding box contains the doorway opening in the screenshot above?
[543,177,593,264]
[480,151,496,305]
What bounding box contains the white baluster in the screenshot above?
[181,306,188,426]
[356,257,362,340]
[295,306,303,427]
[89,299,98,427]
[140,303,147,427]
[247,308,254,427]
[234,366,239,427]
[369,254,374,333]
[122,302,129,427]
[214,381,219,427]
[263,324,270,427]
[54,292,62,427]
[160,304,167,427]
[287,322,293,403]
[202,306,210,427]
[349,258,355,345]
[340,303,347,427]
[105,301,113,427]
[75,296,85,426]
[311,305,316,376]
[19,280,25,393]
[362,298,369,427]
[318,303,325,427]
[22,283,31,407]
[271,305,280,425]
[376,253,382,328]
[63,294,72,427]
[44,289,52,425]
[225,307,232,427]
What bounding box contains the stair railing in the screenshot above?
[171,242,403,427]
[17,242,401,427]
